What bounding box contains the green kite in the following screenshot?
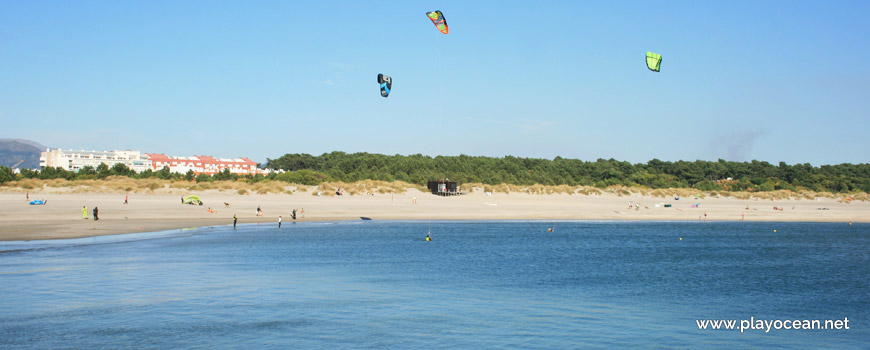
[183,195,202,205]
[646,51,662,72]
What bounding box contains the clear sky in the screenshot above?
[2,0,868,165]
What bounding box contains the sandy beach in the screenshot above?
[1,187,866,241]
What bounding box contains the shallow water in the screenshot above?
[1,221,867,349]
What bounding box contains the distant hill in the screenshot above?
[0,139,46,169]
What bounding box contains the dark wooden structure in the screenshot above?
[427,180,465,196]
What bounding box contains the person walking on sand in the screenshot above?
[291,209,297,220]
[301,208,305,218]
[26,191,29,201]
[233,214,238,229]
[82,205,88,220]
[93,207,99,221]
[124,195,128,205]
[278,216,283,228]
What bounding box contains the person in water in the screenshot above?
[426,233,431,241]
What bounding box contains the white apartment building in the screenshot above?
[39,149,153,173]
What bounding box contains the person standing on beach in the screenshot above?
[291,209,297,220]
[124,195,128,205]
[93,207,99,221]
[233,214,238,229]
[26,191,29,201]
[278,216,283,228]
[82,205,88,220]
[301,208,305,218]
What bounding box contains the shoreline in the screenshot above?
[2,189,866,241]
[0,216,862,245]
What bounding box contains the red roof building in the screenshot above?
[145,153,262,175]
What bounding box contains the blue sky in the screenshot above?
[1,0,868,165]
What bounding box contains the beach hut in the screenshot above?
[427,180,464,196]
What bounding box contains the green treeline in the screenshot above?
[0,164,266,184]
[266,152,870,193]
[0,163,326,186]
[3,152,868,194]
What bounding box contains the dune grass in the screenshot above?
[312,180,425,196]
[464,183,602,195]
[1,177,865,202]
[1,177,298,195]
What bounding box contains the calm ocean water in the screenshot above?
[1,221,867,349]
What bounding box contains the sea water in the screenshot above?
[1,221,867,349]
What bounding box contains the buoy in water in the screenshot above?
[774,229,777,233]
[679,237,682,241]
